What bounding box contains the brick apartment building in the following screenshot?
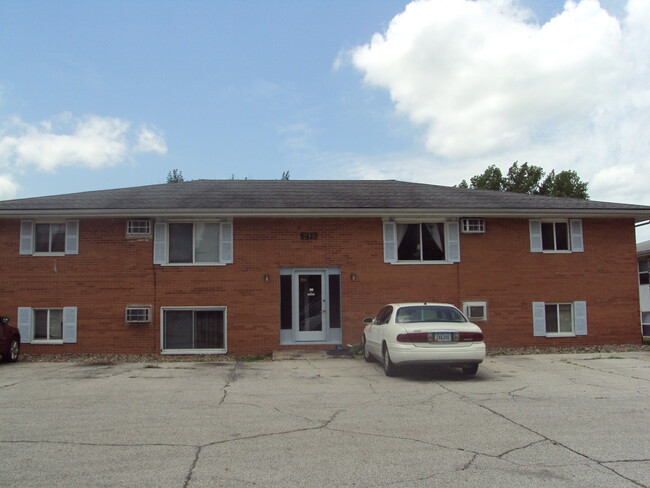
[0,179,647,356]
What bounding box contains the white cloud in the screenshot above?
[135,126,168,154]
[347,0,650,205]
[0,174,18,200]
[0,113,167,173]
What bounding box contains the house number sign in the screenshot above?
[301,232,318,240]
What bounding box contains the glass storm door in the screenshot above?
[295,272,327,341]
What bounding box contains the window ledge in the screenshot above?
[391,261,454,265]
[541,250,572,254]
[31,340,64,345]
[545,333,575,338]
[32,252,66,257]
[161,349,226,355]
[161,263,227,267]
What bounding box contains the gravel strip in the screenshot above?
[17,344,649,363]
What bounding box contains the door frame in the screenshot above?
[280,267,342,345]
[294,270,327,342]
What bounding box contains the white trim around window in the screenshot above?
[20,220,79,256]
[529,219,583,253]
[160,306,227,354]
[17,306,78,344]
[532,301,587,337]
[383,220,460,264]
[153,220,233,266]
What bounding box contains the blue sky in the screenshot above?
[1,0,647,237]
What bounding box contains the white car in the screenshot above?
[362,303,486,376]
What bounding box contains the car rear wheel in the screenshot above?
[362,336,373,363]
[383,346,398,377]
[462,364,478,376]
[3,338,19,363]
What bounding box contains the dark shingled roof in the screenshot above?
[0,180,648,219]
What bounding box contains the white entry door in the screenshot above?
[294,271,327,342]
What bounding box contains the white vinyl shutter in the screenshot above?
[446,221,461,262]
[570,220,584,252]
[220,221,233,264]
[65,220,79,255]
[20,221,34,255]
[383,222,397,263]
[529,220,543,252]
[574,301,588,335]
[62,307,77,343]
[17,307,32,343]
[532,302,546,337]
[153,222,167,264]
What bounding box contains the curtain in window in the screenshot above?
[195,311,223,349]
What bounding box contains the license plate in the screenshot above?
[428,332,457,342]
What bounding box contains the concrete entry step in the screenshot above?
[272,349,354,360]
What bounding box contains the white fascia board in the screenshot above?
[0,207,649,221]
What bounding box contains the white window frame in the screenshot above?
[20,220,79,256]
[532,301,587,338]
[125,306,152,323]
[461,218,485,233]
[160,306,227,354]
[463,301,487,321]
[639,259,649,285]
[529,219,583,254]
[126,220,152,238]
[153,220,233,266]
[383,220,460,264]
[17,306,78,344]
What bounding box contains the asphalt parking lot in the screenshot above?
[1,352,649,488]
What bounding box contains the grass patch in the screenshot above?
[234,355,266,362]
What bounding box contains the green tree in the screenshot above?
[166,169,185,183]
[538,170,589,199]
[459,162,589,199]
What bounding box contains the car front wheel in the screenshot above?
[362,336,373,363]
[383,346,398,377]
[3,338,19,363]
[462,364,478,376]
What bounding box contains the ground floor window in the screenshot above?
[544,303,573,334]
[162,308,226,353]
[34,309,63,341]
[532,301,587,337]
[642,312,650,336]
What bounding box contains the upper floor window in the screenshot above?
[153,221,233,266]
[20,220,79,256]
[383,221,460,264]
[529,219,583,253]
[639,259,649,285]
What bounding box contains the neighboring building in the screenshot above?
[637,240,650,337]
[0,179,647,356]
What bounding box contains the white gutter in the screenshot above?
[0,207,649,221]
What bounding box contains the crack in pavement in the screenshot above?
[561,359,650,383]
[436,382,648,487]
[218,363,238,406]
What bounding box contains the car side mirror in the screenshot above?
[363,317,373,324]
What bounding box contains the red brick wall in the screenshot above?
[0,216,641,355]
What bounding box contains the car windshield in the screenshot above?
[395,306,467,323]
